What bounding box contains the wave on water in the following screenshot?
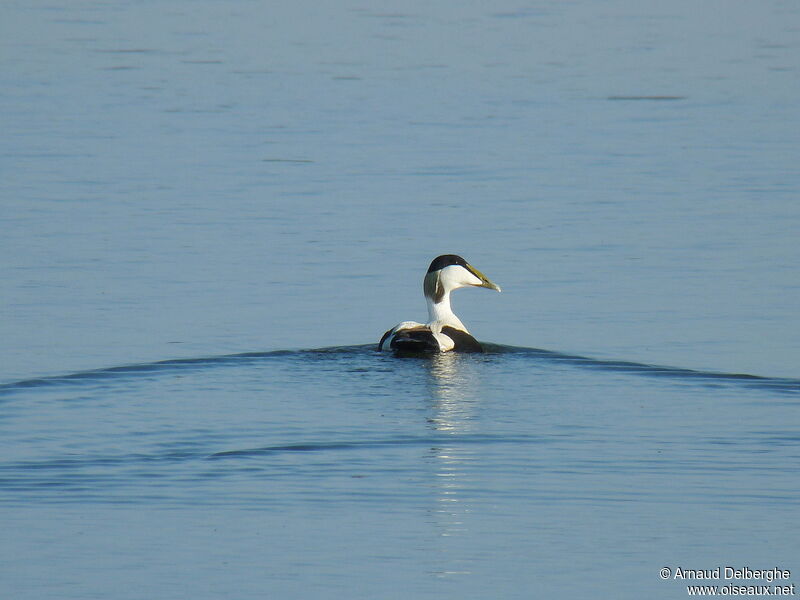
[1,343,798,397]
[484,344,800,395]
[209,433,541,460]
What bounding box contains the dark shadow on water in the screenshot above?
[209,434,540,460]
[482,343,800,394]
[606,95,687,101]
[1,343,797,397]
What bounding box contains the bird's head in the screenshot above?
[423,254,501,303]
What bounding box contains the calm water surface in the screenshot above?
[2,1,799,598]
[2,346,799,598]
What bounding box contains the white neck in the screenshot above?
[426,291,468,332]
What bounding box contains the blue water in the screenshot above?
[2,347,799,598]
[2,1,799,598]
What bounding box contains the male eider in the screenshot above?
[378,254,501,354]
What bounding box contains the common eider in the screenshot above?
[378,254,501,354]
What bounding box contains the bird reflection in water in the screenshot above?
[424,353,485,579]
[426,352,482,432]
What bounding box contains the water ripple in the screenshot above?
[1,344,797,398]
[485,344,800,395]
[210,433,544,459]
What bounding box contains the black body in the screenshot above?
[379,325,483,354]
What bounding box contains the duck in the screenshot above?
[378,254,501,354]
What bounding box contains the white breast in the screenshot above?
[431,329,454,352]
